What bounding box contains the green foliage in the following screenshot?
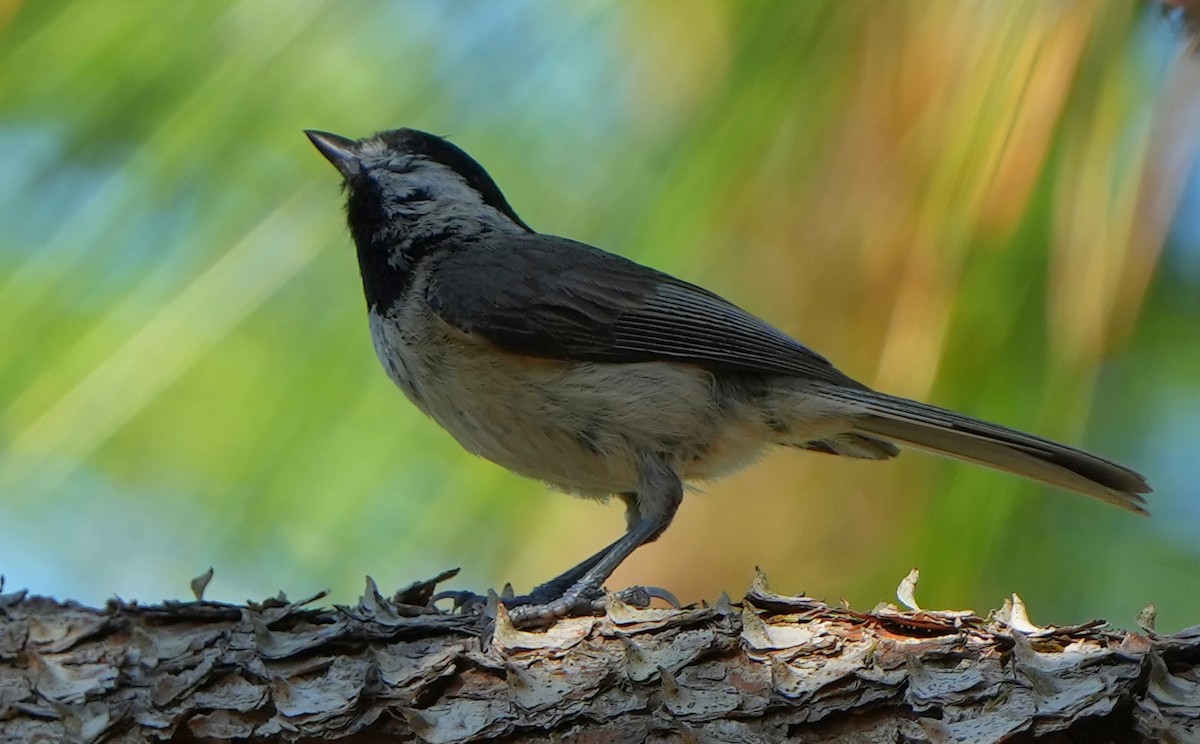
[1,1,1196,629]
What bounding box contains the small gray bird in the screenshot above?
[306,127,1150,625]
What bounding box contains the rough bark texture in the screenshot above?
[1,571,1197,744]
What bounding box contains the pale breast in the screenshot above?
[368,298,773,496]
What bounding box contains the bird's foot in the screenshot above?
[504,584,680,628]
[433,584,679,628]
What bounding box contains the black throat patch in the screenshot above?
[345,179,409,313]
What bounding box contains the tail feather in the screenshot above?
[792,433,900,460]
[813,385,1151,514]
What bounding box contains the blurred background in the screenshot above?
[1,1,1198,631]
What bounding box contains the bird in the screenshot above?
[305,127,1150,625]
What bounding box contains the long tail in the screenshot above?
[812,384,1151,514]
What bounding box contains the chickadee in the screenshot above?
[306,127,1150,625]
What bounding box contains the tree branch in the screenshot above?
[0,571,1196,743]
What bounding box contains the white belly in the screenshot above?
[368,309,771,496]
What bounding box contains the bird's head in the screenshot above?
[306,128,532,249]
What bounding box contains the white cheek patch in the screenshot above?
[365,159,526,242]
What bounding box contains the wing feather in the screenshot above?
[426,234,858,386]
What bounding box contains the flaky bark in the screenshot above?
[0,571,1196,743]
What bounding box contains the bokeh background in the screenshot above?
[1,1,1199,631]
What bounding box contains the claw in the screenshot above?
[642,585,681,608]
[432,589,487,614]
[593,585,680,612]
[608,587,649,608]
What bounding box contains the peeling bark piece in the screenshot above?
[59,699,117,744]
[271,656,369,719]
[408,698,512,744]
[771,642,871,703]
[0,616,28,661]
[394,568,460,608]
[191,671,268,712]
[744,568,823,613]
[740,605,820,653]
[1147,653,1200,713]
[374,639,463,691]
[189,568,214,601]
[27,613,113,654]
[492,604,591,653]
[252,617,351,660]
[505,662,574,712]
[617,628,725,690]
[896,568,922,611]
[0,588,28,611]
[603,594,715,634]
[1006,593,1043,634]
[186,709,258,739]
[149,647,219,707]
[31,654,118,704]
[603,593,680,629]
[905,653,995,709]
[659,665,742,720]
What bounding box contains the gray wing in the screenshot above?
[425,234,861,387]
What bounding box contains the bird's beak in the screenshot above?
[305,130,362,179]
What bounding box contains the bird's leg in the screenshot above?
[524,492,644,602]
[507,455,682,627]
[525,537,622,603]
